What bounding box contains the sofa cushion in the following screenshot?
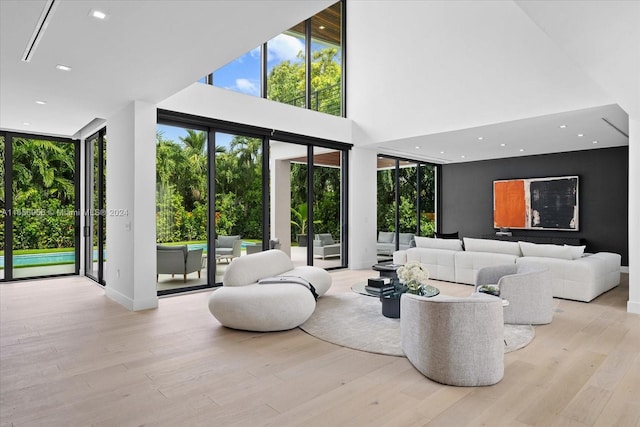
[463,238,522,257]
[398,233,414,245]
[218,235,241,248]
[454,251,519,285]
[434,231,459,239]
[415,236,463,251]
[157,244,188,260]
[565,244,586,259]
[316,233,335,245]
[519,241,572,260]
[378,231,394,243]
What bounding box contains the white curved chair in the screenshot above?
[401,293,504,386]
[476,262,553,325]
[208,250,332,331]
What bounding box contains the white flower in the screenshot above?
[397,261,429,285]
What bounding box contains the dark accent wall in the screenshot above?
[441,147,629,265]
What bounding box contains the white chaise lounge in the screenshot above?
[208,249,332,332]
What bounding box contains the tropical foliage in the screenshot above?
[268,47,342,116]
[377,163,436,238]
[5,138,76,250]
[157,46,344,244]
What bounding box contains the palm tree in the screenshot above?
[11,138,75,203]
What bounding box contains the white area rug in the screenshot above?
[300,292,535,357]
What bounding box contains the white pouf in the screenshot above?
[209,283,316,332]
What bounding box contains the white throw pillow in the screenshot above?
[519,241,573,260]
[565,244,586,260]
[414,236,463,251]
[463,237,522,256]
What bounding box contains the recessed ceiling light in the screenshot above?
[592,140,598,144]
[500,143,506,147]
[35,100,47,105]
[23,122,31,125]
[519,149,525,152]
[559,125,567,129]
[460,155,466,158]
[577,133,584,137]
[477,136,483,140]
[319,25,325,30]
[440,151,445,154]
[90,9,108,20]
[56,64,72,71]
[415,146,421,149]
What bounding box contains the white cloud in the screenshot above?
[267,34,304,62]
[235,78,259,96]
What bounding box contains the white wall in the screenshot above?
[271,157,292,256]
[346,0,613,144]
[348,147,378,269]
[628,117,639,314]
[159,84,353,145]
[105,101,158,311]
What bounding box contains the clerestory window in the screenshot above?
[206,1,344,117]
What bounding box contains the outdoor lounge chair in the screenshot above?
[156,245,203,283]
[313,233,341,259]
[216,235,242,262]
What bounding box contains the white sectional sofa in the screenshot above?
[393,237,621,302]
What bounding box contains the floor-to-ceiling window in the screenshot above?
[309,1,343,116]
[213,131,264,283]
[155,124,209,293]
[311,148,344,268]
[376,156,437,261]
[271,141,347,269]
[156,111,350,293]
[1,132,79,281]
[85,128,106,285]
[0,134,4,280]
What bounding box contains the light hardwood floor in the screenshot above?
[1,270,638,427]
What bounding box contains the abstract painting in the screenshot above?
[494,176,579,231]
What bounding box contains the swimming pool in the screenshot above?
[0,242,255,268]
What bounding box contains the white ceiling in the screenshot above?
[373,104,629,164]
[0,0,636,164]
[347,0,636,163]
[0,0,333,137]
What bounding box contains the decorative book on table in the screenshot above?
[367,277,392,288]
[365,285,395,296]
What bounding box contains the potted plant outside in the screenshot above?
[290,203,321,247]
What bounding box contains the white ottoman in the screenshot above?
[208,283,316,332]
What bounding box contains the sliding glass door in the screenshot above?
[213,132,264,282]
[376,156,437,260]
[0,134,4,280]
[85,129,106,285]
[0,132,79,281]
[312,148,344,268]
[155,124,209,293]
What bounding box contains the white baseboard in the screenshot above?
[106,287,158,311]
[627,300,640,315]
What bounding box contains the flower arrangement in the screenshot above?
[396,261,430,295]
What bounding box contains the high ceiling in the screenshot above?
[0,0,636,164]
[0,0,333,137]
